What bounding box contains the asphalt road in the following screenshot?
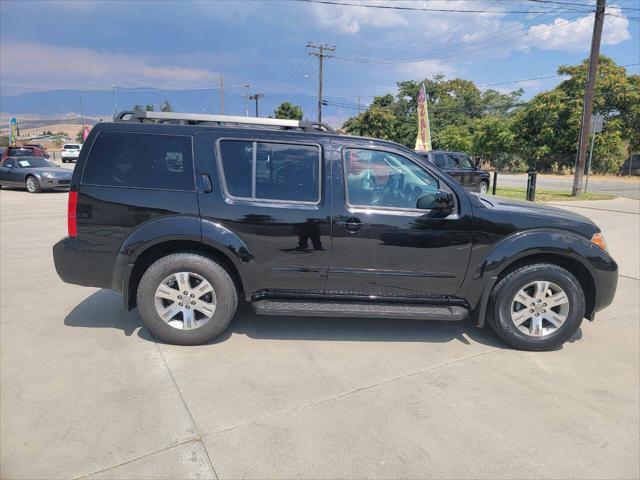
[1,189,638,479]
[496,173,640,200]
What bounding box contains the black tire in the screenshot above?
[137,253,238,345]
[487,263,585,351]
[479,180,489,194]
[25,176,42,193]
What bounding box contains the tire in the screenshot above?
[137,253,238,345]
[25,176,42,193]
[479,180,489,194]
[487,263,585,351]
[62,159,67,163]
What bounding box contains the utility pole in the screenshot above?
[112,84,117,119]
[356,96,361,114]
[219,75,225,114]
[243,84,251,117]
[249,93,264,117]
[79,94,85,130]
[572,0,606,196]
[307,42,335,123]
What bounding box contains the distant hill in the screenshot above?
[0,88,351,128]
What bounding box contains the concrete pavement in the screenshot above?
[496,173,640,200]
[1,189,638,479]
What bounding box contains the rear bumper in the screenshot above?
[53,237,112,289]
[588,245,618,316]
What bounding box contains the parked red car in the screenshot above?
[1,145,46,161]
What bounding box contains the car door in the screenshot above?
[0,158,16,185]
[194,130,332,296]
[456,154,477,189]
[328,144,474,297]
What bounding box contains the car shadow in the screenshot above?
[64,289,582,350]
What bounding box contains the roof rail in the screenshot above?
[114,110,336,133]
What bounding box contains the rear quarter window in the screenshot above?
[82,131,194,190]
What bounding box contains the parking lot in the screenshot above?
[1,187,638,479]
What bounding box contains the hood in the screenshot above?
[29,167,73,177]
[473,193,599,238]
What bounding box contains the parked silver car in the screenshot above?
[0,156,73,193]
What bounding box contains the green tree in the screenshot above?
[0,135,9,147]
[76,130,84,143]
[274,102,303,120]
[343,106,398,141]
[133,104,144,111]
[161,100,173,112]
[145,105,154,112]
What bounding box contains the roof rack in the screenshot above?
[114,110,336,134]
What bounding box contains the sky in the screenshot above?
[1,0,639,114]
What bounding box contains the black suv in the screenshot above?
[53,111,618,351]
[417,150,491,193]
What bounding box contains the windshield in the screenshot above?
[8,149,36,157]
[63,145,80,150]
[16,158,55,168]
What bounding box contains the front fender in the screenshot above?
[467,229,595,327]
[475,229,593,279]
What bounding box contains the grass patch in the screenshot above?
[494,187,616,202]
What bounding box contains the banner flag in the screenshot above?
[414,83,432,151]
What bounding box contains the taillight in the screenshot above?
[68,191,78,237]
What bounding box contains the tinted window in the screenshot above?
[446,154,461,169]
[219,140,320,203]
[17,158,54,168]
[82,132,194,190]
[3,158,15,168]
[434,153,447,168]
[457,155,474,169]
[8,149,34,157]
[345,148,438,209]
[63,144,80,150]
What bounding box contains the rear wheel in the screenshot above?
[25,176,41,193]
[479,180,489,194]
[137,253,238,345]
[487,263,584,350]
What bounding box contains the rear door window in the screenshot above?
[82,131,194,190]
[457,155,474,169]
[218,139,321,204]
[446,154,461,169]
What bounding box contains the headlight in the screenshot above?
[591,232,608,252]
[42,172,55,178]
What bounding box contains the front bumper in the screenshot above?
[41,177,71,189]
[588,245,618,316]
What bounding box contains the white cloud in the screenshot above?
[395,59,457,79]
[0,42,219,91]
[310,2,409,34]
[524,6,630,52]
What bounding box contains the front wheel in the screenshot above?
[25,176,42,193]
[487,263,585,351]
[479,181,489,194]
[137,253,238,345]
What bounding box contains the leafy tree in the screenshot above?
[145,105,154,112]
[342,106,398,141]
[133,104,144,111]
[274,102,303,120]
[0,135,9,147]
[161,100,173,112]
[76,130,84,143]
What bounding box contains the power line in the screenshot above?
[307,42,336,122]
[293,0,591,14]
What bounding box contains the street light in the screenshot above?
[249,93,264,117]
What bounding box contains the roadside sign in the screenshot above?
[590,114,604,133]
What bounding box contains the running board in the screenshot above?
[252,300,468,321]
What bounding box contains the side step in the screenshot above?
[252,300,468,321]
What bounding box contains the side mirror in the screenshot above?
[417,189,454,213]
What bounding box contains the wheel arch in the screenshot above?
[473,230,597,326]
[124,239,245,311]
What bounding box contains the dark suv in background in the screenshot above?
[417,150,491,193]
[53,111,617,351]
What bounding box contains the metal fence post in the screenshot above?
[526,171,537,202]
[492,171,497,195]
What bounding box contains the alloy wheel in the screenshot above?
[154,271,216,330]
[510,280,570,337]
